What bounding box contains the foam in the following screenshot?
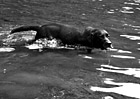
[0,47,15,52]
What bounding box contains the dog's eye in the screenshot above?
[99,35,104,38]
[106,34,110,37]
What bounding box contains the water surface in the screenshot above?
[0,0,140,99]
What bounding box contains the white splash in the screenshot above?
[111,55,135,59]
[97,64,140,78]
[90,78,140,99]
[0,47,15,52]
[25,39,59,49]
[120,35,140,40]
[25,44,43,49]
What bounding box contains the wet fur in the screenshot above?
[10,23,111,52]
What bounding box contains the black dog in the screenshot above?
[10,23,112,52]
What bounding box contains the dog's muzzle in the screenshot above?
[103,38,113,49]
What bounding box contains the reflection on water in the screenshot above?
[111,55,135,59]
[134,0,140,3]
[98,64,140,78]
[120,35,140,40]
[109,48,132,53]
[90,78,140,99]
[124,2,139,5]
[117,50,132,53]
[120,10,134,13]
[79,55,94,59]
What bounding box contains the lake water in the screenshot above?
[0,0,140,99]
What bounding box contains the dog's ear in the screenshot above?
[84,26,95,36]
[83,27,96,46]
[84,27,101,36]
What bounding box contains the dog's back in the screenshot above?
[40,23,82,45]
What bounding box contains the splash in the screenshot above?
[25,39,59,49]
[0,47,15,52]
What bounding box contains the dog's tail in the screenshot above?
[10,26,40,34]
[10,26,41,45]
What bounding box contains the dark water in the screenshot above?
[0,0,140,99]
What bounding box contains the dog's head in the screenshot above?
[84,27,113,50]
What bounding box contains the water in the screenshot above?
[0,0,140,99]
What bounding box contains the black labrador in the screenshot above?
[10,23,112,53]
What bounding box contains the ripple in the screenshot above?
[120,35,140,40]
[93,63,140,98]
[138,59,140,64]
[120,6,134,14]
[107,11,115,14]
[97,64,140,78]
[136,7,140,10]
[120,10,134,13]
[122,7,133,10]
[90,78,140,99]
[124,2,139,5]
[107,9,115,14]
[134,0,140,3]
[79,55,94,59]
[117,50,132,53]
[123,24,140,28]
[109,48,132,53]
[111,55,135,59]
[0,47,15,52]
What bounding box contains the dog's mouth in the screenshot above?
[102,42,113,50]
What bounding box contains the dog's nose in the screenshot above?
[104,41,113,49]
[104,38,113,48]
[106,42,113,48]
[105,38,111,43]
